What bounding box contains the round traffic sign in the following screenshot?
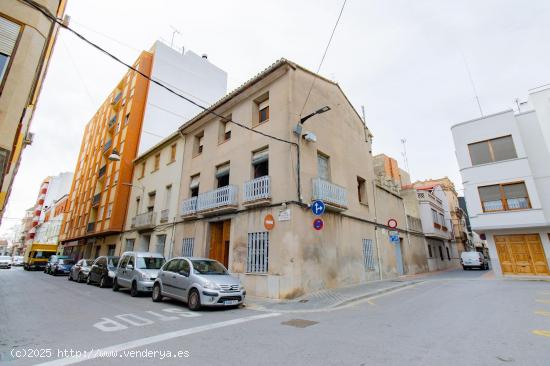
[387,219,398,229]
[313,218,324,230]
[264,214,275,230]
[311,200,326,216]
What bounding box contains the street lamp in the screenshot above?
[108,149,121,162]
[300,105,331,124]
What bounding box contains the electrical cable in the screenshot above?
[19,0,297,149]
[299,0,347,117]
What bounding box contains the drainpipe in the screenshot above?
[372,181,382,280]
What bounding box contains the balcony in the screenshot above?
[181,197,198,217]
[111,92,122,110]
[108,115,117,129]
[160,208,169,223]
[92,193,101,207]
[103,140,112,154]
[131,211,157,231]
[98,165,107,180]
[312,177,348,210]
[182,185,238,218]
[243,176,271,206]
[87,222,95,233]
[417,191,443,208]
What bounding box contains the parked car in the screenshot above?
[461,251,489,270]
[50,258,75,275]
[113,252,165,297]
[87,256,120,287]
[45,255,69,274]
[0,256,12,269]
[152,257,245,311]
[12,256,24,266]
[69,259,94,282]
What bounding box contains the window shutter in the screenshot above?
[189,176,199,189]
[0,17,20,56]
[215,163,230,178]
[259,100,269,111]
[252,149,269,165]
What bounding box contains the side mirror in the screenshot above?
[126,264,134,270]
[179,270,189,277]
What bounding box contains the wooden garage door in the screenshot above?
[495,235,549,275]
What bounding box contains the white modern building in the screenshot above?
[138,41,227,154]
[415,185,456,271]
[451,84,550,277]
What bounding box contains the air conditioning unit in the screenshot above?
[23,132,34,146]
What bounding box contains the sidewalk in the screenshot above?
[245,278,421,313]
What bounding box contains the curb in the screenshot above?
[501,276,550,282]
[245,280,421,313]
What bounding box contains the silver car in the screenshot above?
[0,256,11,269]
[113,252,165,297]
[152,257,245,310]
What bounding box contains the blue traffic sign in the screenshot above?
[311,200,326,216]
[389,230,400,244]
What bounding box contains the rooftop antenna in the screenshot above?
[361,105,366,125]
[401,138,410,173]
[169,26,181,49]
[460,50,484,117]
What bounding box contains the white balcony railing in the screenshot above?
[182,197,198,216]
[132,211,156,229]
[243,176,271,203]
[197,185,238,211]
[417,191,443,207]
[312,177,347,208]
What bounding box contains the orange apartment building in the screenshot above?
[59,42,227,258]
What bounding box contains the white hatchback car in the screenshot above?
[461,251,489,270]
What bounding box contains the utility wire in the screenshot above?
[299,0,347,117]
[20,0,297,148]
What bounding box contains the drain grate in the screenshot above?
[281,319,319,328]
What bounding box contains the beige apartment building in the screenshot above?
[0,0,66,224]
[159,59,429,299]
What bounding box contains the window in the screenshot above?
[357,176,367,204]
[169,143,177,163]
[438,213,445,228]
[362,239,375,271]
[107,245,116,257]
[216,163,230,188]
[155,234,166,255]
[253,93,269,126]
[317,152,330,181]
[0,147,10,190]
[135,197,140,215]
[438,246,444,261]
[428,245,433,258]
[252,148,269,178]
[468,135,517,165]
[124,113,130,125]
[194,132,204,155]
[446,247,451,261]
[431,209,439,228]
[478,182,530,212]
[139,162,145,178]
[153,153,160,172]
[247,232,269,273]
[0,16,21,85]
[190,175,200,197]
[258,101,269,123]
[182,238,194,257]
[106,203,113,218]
[164,185,172,209]
[125,239,135,252]
[147,192,155,212]
[219,116,232,143]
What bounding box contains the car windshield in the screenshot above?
[108,258,119,267]
[33,251,54,259]
[191,259,228,275]
[59,259,75,265]
[137,257,165,270]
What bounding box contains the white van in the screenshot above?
[460,251,489,270]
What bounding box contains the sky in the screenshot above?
[2,0,550,236]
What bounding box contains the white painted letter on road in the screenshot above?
[93,317,128,332]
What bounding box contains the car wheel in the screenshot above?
[68,273,72,281]
[130,281,139,297]
[86,275,92,285]
[77,273,84,283]
[188,289,201,311]
[152,283,162,302]
[112,278,119,292]
[99,276,107,288]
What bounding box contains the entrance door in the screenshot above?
[209,220,230,267]
[495,234,549,275]
[395,238,404,275]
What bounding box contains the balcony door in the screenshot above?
[209,220,230,268]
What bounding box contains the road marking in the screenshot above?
[536,299,550,304]
[532,330,550,337]
[539,291,550,295]
[535,310,550,317]
[366,299,376,306]
[94,308,201,332]
[38,312,280,366]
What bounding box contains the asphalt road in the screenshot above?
[1,267,549,365]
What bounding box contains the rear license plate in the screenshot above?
[224,300,238,306]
